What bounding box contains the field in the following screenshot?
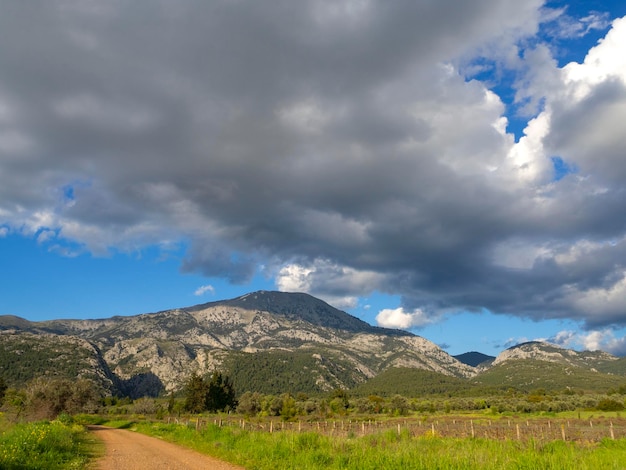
[132,414,626,470]
[3,410,626,468]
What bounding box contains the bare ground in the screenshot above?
[89,425,245,470]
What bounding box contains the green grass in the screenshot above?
[132,421,626,470]
[0,418,98,469]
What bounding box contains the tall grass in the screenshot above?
[134,421,626,470]
[0,418,95,469]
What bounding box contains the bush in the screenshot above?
[596,398,624,411]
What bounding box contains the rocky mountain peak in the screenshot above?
[493,340,618,368]
[191,290,395,334]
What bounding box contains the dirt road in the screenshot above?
[89,425,246,470]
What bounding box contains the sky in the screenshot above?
[2,1,626,357]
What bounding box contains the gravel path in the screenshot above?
[89,425,246,470]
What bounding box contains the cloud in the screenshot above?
[542,8,611,39]
[194,284,215,297]
[275,260,384,309]
[549,329,626,356]
[376,307,436,329]
[1,2,626,334]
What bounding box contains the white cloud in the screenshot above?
[194,284,215,296]
[550,329,626,356]
[376,307,435,329]
[276,260,383,309]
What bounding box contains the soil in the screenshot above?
[89,425,246,470]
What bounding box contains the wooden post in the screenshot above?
[610,422,615,440]
[270,421,273,433]
[516,424,521,440]
[470,420,475,439]
[561,424,566,441]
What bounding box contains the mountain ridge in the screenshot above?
[1,290,472,396]
[3,291,625,397]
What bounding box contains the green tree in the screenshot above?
[183,371,236,413]
[205,371,236,412]
[183,372,207,413]
[237,391,262,416]
[0,377,6,406]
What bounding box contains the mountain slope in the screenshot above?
[492,341,618,371]
[473,341,624,392]
[0,331,117,392]
[0,291,473,396]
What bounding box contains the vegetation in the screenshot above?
[0,333,112,391]
[0,418,96,469]
[224,349,360,395]
[474,359,626,392]
[133,420,626,470]
[351,368,479,397]
[1,370,626,468]
[1,377,103,421]
[183,371,236,413]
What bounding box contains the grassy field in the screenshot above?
[3,411,626,469]
[0,415,100,469]
[129,415,626,470]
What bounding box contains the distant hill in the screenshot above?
[453,351,495,368]
[473,341,625,392]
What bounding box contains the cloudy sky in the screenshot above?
[2,0,626,356]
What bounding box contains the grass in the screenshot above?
[132,420,626,470]
[0,417,99,469]
[3,412,626,469]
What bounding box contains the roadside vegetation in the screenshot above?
[3,370,626,468]
[0,416,98,469]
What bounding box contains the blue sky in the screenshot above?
[2,1,626,357]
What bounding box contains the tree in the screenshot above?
[183,372,207,413]
[20,377,102,419]
[0,377,6,406]
[183,371,237,413]
[237,391,262,416]
[206,371,236,412]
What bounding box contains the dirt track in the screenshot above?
[89,425,245,470]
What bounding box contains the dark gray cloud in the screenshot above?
[2,1,626,331]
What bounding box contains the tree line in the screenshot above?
[2,371,626,421]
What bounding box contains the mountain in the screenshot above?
[473,341,625,392]
[0,290,473,396]
[453,351,495,368]
[4,295,626,398]
[491,341,618,370]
